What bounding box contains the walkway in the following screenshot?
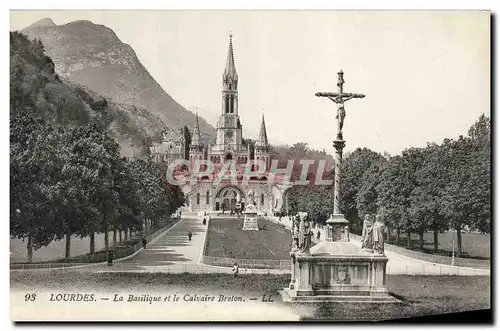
[10,214,489,276]
[99,216,207,272]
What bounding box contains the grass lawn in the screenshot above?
[389,231,490,259]
[204,217,291,260]
[10,231,114,263]
[10,272,490,321]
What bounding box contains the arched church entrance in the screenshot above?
[215,185,243,212]
[225,153,233,161]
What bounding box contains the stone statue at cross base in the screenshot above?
[291,216,300,252]
[298,215,312,254]
[246,190,255,206]
[361,214,374,252]
[372,215,387,255]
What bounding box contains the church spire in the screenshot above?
[191,112,201,146]
[221,34,238,115]
[224,34,237,79]
[255,114,269,148]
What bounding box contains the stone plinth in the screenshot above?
[281,241,398,303]
[242,205,259,231]
[326,214,349,242]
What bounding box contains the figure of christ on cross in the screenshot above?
[315,70,365,141]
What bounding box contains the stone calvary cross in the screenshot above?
[315,70,365,220]
[315,70,365,141]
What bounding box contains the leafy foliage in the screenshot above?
[285,114,490,256]
[10,32,185,261]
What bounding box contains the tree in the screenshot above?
[440,136,474,257]
[376,155,406,244]
[467,114,491,234]
[10,107,60,262]
[411,143,450,251]
[356,157,388,217]
[341,148,385,233]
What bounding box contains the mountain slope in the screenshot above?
[64,78,169,157]
[21,18,216,137]
[10,30,168,158]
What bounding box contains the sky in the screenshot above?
[10,10,490,155]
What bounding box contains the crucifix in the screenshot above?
[315,70,365,239]
[315,70,365,141]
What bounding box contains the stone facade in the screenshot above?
[180,36,288,213]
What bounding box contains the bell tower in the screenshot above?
[222,34,238,115]
[214,34,243,152]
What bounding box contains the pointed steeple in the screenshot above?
[223,34,237,80]
[256,114,269,148]
[191,112,201,146]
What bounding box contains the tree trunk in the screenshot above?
[124,229,128,241]
[113,230,117,246]
[396,228,400,245]
[129,228,133,239]
[104,227,109,253]
[90,232,95,254]
[119,230,123,243]
[387,227,392,244]
[433,229,439,252]
[65,232,71,259]
[419,230,424,250]
[456,226,462,258]
[407,230,411,248]
[27,233,33,263]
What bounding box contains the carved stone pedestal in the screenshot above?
[281,241,398,303]
[242,205,259,231]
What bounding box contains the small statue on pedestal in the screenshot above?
[361,214,374,252]
[372,215,386,255]
[247,190,255,206]
[291,215,300,252]
[298,215,312,255]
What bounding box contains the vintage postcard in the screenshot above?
[9,10,491,322]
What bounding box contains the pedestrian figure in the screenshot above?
[317,230,321,240]
[232,263,239,277]
[188,231,192,241]
[203,218,206,225]
[142,238,147,249]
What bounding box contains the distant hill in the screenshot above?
[63,78,169,157]
[10,30,173,157]
[20,18,216,139]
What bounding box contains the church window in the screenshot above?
[197,193,200,205]
[225,95,229,113]
[261,194,264,205]
[206,191,210,205]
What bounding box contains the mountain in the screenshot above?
[10,30,169,158]
[20,18,216,138]
[64,78,169,157]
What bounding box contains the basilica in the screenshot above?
[152,36,291,214]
